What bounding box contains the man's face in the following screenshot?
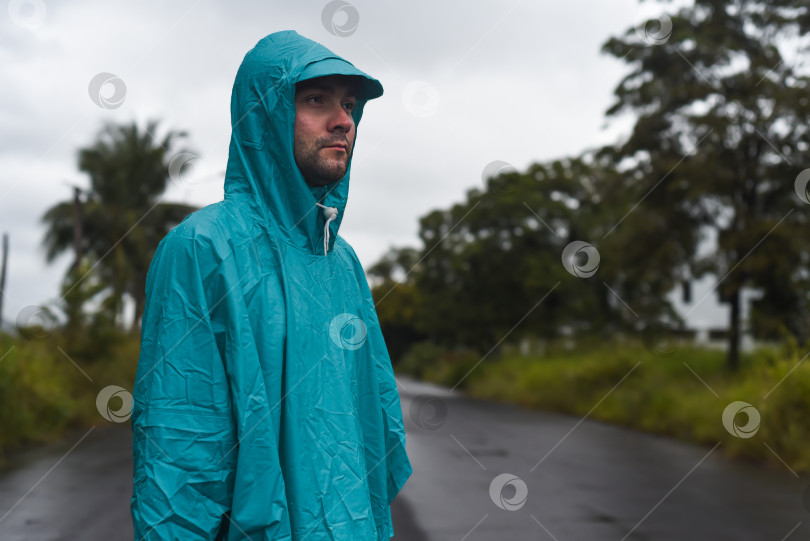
[294,75,358,187]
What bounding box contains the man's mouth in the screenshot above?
[322,142,348,151]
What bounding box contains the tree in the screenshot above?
[42,120,199,331]
[369,147,694,357]
[406,155,642,351]
[602,0,810,369]
[368,246,425,363]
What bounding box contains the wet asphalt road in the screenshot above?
[0,377,808,540]
[397,378,810,541]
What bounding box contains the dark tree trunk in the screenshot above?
[0,233,8,327]
[727,288,740,371]
[132,290,145,335]
[72,187,83,270]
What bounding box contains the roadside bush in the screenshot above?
[0,330,140,466]
[397,341,449,380]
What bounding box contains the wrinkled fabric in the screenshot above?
[131,30,412,540]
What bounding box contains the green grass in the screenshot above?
[0,331,140,467]
[397,339,810,472]
[5,329,808,474]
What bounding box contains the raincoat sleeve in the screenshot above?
[350,246,413,505]
[130,228,237,539]
[364,289,413,505]
[131,224,292,540]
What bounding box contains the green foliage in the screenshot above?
[41,120,199,330]
[396,155,660,351]
[756,359,810,470]
[0,331,140,466]
[0,336,74,451]
[602,1,810,367]
[397,340,482,389]
[397,341,453,380]
[421,347,482,390]
[369,249,426,364]
[371,1,810,372]
[373,150,693,353]
[404,339,810,471]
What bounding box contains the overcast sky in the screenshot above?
[1,0,728,329]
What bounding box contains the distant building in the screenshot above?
[669,275,763,351]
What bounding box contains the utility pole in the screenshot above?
[0,233,8,328]
[72,186,83,269]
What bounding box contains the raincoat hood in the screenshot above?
[131,31,412,541]
[224,30,382,255]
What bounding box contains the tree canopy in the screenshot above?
[371,0,810,370]
[42,120,199,331]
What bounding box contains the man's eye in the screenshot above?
[344,102,355,110]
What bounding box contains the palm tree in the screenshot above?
[42,120,199,331]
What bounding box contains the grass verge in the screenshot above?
[396,339,810,473]
[0,331,140,468]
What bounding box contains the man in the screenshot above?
[131,30,412,540]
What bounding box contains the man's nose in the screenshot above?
[328,104,354,132]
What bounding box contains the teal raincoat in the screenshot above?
[131,30,412,540]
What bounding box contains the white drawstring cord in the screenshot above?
[315,202,338,255]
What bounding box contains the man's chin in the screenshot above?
[320,160,349,180]
[304,167,348,187]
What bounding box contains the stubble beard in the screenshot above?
[295,135,353,187]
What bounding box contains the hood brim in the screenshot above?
[297,57,383,101]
